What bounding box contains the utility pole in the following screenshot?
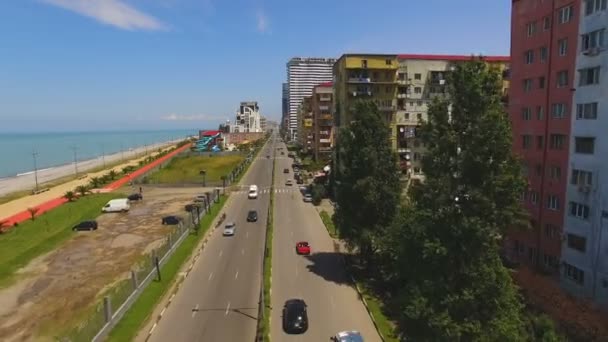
[32,150,39,192]
[71,145,79,176]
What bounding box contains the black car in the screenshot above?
[73,220,98,231]
[283,168,289,173]
[128,193,143,201]
[247,210,258,222]
[282,299,308,334]
[185,203,202,212]
[162,216,182,225]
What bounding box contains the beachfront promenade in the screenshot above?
[0,143,191,227]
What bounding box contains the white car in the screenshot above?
[248,185,258,199]
[331,331,364,342]
[223,222,236,236]
[303,193,312,202]
[102,198,130,213]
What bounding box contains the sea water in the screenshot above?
[0,129,198,178]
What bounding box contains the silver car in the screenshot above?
[223,222,236,236]
[303,193,313,202]
[331,331,364,342]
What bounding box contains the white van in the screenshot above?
[248,185,258,199]
[102,198,131,213]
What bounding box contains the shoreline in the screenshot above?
[0,139,182,197]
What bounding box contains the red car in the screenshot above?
[295,241,311,255]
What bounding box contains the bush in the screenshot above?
[311,184,325,206]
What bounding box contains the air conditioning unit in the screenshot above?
[578,185,591,193]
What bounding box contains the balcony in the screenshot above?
[397,79,408,85]
[378,105,396,111]
[348,77,371,83]
[320,114,332,120]
[351,91,372,97]
[397,93,408,99]
[320,96,331,102]
[319,105,330,111]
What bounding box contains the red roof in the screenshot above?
[397,54,509,62]
[201,130,221,136]
[315,82,333,88]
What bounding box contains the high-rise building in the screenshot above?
[505,0,581,278]
[561,0,608,307]
[282,82,289,131]
[287,57,336,140]
[260,116,267,132]
[312,82,333,161]
[229,101,263,133]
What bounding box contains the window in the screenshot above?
[536,106,544,120]
[536,135,544,149]
[414,73,421,80]
[539,76,546,88]
[523,78,533,92]
[414,87,422,94]
[550,134,566,149]
[385,59,392,65]
[569,202,591,219]
[564,263,585,285]
[404,113,410,120]
[544,224,559,239]
[549,165,561,179]
[568,234,587,252]
[585,0,607,15]
[547,195,560,210]
[575,137,595,154]
[540,46,548,62]
[530,191,539,204]
[557,70,569,87]
[579,67,601,86]
[535,163,543,176]
[558,5,574,24]
[521,162,529,176]
[543,253,559,270]
[361,60,368,68]
[525,50,535,64]
[543,16,551,30]
[581,29,605,51]
[522,135,532,149]
[571,169,593,186]
[528,247,537,261]
[416,113,422,121]
[527,21,537,36]
[522,107,532,120]
[417,100,422,106]
[551,103,567,118]
[576,102,598,119]
[385,86,391,93]
[413,152,420,161]
[558,38,568,56]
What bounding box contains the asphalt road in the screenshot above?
[270,142,382,341]
[147,136,276,342]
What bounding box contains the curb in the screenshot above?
[348,272,387,342]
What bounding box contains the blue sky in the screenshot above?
[0,0,511,132]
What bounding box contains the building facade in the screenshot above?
[230,101,263,133]
[282,82,289,131]
[287,57,336,140]
[505,0,581,276]
[560,0,608,307]
[312,82,333,161]
[296,96,313,151]
[260,116,267,132]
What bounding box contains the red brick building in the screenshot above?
[505,0,580,274]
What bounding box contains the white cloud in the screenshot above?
[256,9,269,33]
[161,113,224,121]
[42,0,167,31]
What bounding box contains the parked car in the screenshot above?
[162,215,182,225]
[286,180,293,186]
[102,198,130,213]
[223,222,236,236]
[297,178,304,185]
[331,331,364,342]
[282,299,308,334]
[283,168,290,174]
[295,241,311,255]
[128,193,143,201]
[247,210,258,222]
[72,220,98,231]
[303,193,312,202]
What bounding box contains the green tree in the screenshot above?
[311,183,325,206]
[75,185,89,197]
[88,177,102,188]
[386,59,529,341]
[27,207,40,221]
[108,170,118,180]
[333,100,401,262]
[64,190,76,202]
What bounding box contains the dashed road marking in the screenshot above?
[241,248,245,255]
[235,270,239,280]
[219,250,223,257]
[192,304,199,317]
[225,302,231,316]
[208,272,213,281]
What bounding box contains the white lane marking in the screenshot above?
[192,304,199,317]
[219,250,223,257]
[160,307,167,317]
[241,248,245,255]
[208,272,213,281]
[235,270,239,279]
[225,302,231,316]
[291,231,293,237]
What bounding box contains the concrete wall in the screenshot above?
[224,132,265,146]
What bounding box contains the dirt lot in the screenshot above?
[0,186,214,342]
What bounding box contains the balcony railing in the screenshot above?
[319,119,333,126]
[397,93,408,99]
[351,91,372,97]
[348,77,371,83]
[397,79,408,85]
[378,105,396,111]
[320,96,331,102]
[320,114,332,120]
[319,105,330,111]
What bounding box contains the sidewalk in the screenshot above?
[0,144,190,226]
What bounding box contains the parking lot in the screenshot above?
[0,186,215,341]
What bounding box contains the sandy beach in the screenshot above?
[0,140,181,221]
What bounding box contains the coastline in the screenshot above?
[0,139,182,197]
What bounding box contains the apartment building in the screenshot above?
[282,82,289,130]
[287,57,336,140]
[312,82,333,161]
[560,0,608,307]
[297,96,313,151]
[229,101,263,133]
[505,0,581,276]
[395,55,510,176]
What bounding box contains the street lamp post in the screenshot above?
[71,145,79,176]
[199,170,207,187]
[32,150,39,192]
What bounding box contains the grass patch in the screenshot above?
[0,193,121,288]
[147,154,245,184]
[319,210,337,238]
[261,150,276,341]
[106,195,228,342]
[355,281,399,342]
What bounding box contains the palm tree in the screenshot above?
[27,207,40,221]
[75,185,89,197]
[108,170,118,180]
[89,177,102,188]
[138,160,145,167]
[121,166,131,175]
[64,191,76,202]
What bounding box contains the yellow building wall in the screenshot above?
[344,56,398,69]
